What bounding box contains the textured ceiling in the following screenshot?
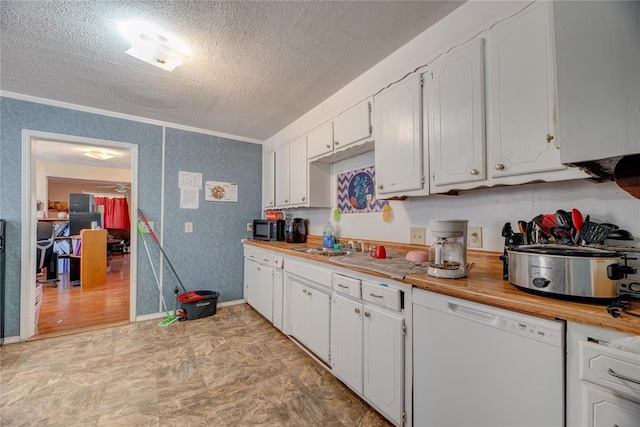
[1,0,464,142]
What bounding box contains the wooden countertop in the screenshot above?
[244,237,640,335]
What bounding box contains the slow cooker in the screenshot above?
[507,245,636,300]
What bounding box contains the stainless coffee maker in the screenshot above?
[428,220,469,279]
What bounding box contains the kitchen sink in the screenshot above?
[290,246,357,256]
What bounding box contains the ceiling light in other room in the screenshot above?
[83,150,116,160]
[120,21,191,72]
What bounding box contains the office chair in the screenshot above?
[36,222,59,287]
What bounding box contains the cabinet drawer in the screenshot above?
[244,247,277,267]
[580,341,640,402]
[362,281,401,311]
[332,274,361,298]
[285,259,332,288]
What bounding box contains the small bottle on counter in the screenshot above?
[323,222,336,248]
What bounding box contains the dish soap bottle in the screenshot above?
[323,222,335,248]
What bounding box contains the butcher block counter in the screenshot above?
[244,237,640,335]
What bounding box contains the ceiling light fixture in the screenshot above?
[83,150,116,160]
[120,21,191,72]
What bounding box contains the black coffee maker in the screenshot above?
[285,218,307,243]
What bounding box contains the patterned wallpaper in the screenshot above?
[0,96,262,337]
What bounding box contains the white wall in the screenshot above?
[273,0,640,252]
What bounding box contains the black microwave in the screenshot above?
[253,219,285,241]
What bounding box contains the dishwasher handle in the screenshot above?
[447,302,500,326]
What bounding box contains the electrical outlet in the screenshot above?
[468,227,482,248]
[410,227,426,245]
[185,222,193,233]
[247,222,253,232]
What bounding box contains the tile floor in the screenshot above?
[0,303,391,426]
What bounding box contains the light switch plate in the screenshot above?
[246,222,253,232]
[142,221,154,233]
[410,227,426,245]
[185,222,193,233]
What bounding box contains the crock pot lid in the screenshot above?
[510,245,617,257]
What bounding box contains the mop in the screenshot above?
[136,221,178,326]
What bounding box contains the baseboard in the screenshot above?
[135,299,245,322]
[1,336,21,345]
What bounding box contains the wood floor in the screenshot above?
[35,254,130,339]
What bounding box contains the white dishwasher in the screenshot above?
[413,289,564,427]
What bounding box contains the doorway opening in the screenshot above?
[21,131,138,341]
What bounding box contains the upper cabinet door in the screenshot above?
[333,100,372,150]
[307,121,334,159]
[427,38,486,189]
[488,2,565,178]
[375,74,424,195]
[274,144,290,207]
[289,136,308,206]
[262,151,275,208]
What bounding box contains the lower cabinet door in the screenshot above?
[331,294,363,394]
[586,386,640,427]
[306,286,331,362]
[290,279,308,343]
[254,265,274,321]
[363,304,404,425]
[243,259,257,306]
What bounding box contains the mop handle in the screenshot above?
[137,209,188,293]
[137,221,169,311]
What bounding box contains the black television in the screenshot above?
[69,212,103,236]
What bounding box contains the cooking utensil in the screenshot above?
[526,221,534,245]
[518,220,527,234]
[554,210,573,229]
[613,154,640,200]
[605,229,635,241]
[532,215,552,240]
[579,215,610,244]
[550,227,572,244]
[572,208,584,233]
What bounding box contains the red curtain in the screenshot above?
[95,197,130,229]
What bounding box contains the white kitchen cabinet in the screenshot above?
[566,322,640,427]
[262,151,275,208]
[488,2,577,180]
[309,99,374,163]
[288,275,331,363]
[555,1,640,166]
[272,269,284,331]
[288,136,308,207]
[375,74,426,198]
[585,387,640,427]
[333,100,372,151]
[243,254,274,322]
[272,136,331,209]
[427,38,486,191]
[274,144,290,207]
[363,304,404,425]
[331,293,364,394]
[307,121,334,159]
[331,290,405,426]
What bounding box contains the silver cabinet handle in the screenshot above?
[301,196,306,202]
[369,293,384,299]
[326,144,331,149]
[335,141,340,146]
[470,168,479,176]
[355,308,361,314]
[494,164,505,171]
[608,368,640,385]
[364,312,371,318]
[338,284,349,289]
[377,184,384,190]
[263,258,269,263]
[308,291,312,296]
[546,133,554,143]
[303,289,307,295]
[284,199,288,203]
